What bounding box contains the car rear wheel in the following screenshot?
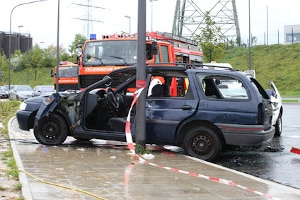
[34,113,68,145]
[183,126,222,161]
[274,114,282,136]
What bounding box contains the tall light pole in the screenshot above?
[266,6,269,46]
[56,0,60,92]
[150,0,158,32]
[136,0,147,150]
[18,25,23,50]
[124,15,131,34]
[9,0,47,90]
[247,0,251,70]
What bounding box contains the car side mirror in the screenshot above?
[50,69,55,77]
[152,41,158,55]
[75,47,83,57]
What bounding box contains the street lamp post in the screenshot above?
[56,0,60,92]
[18,25,23,50]
[247,0,251,70]
[8,0,47,90]
[124,15,131,34]
[150,0,158,32]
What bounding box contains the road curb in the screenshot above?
[8,116,33,200]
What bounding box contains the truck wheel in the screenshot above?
[274,114,282,136]
[34,113,68,145]
[183,126,222,162]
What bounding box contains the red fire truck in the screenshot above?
[75,31,203,90]
[51,61,79,91]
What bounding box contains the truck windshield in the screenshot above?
[82,40,137,66]
[59,66,78,78]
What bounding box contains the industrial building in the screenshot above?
[284,25,300,44]
[0,32,32,57]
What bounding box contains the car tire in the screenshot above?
[183,126,222,162]
[274,113,282,136]
[34,113,68,145]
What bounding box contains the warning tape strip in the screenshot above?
[124,88,281,200]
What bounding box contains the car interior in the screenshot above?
[82,70,189,133]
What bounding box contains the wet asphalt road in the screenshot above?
[10,116,300,200]
[6,98,300,192]
[214,103,300,189]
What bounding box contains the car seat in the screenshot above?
[150,84,163,97]
[162,84,170,97]
[85,93,98,117]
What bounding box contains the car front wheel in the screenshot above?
[183,126,222,162]
[34,113,68,145]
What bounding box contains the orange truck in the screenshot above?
[51,61,79,91]
[75,31,203,90]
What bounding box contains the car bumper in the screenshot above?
[16,110,34,131]
[217,123,275,146]
[0,94,9,99]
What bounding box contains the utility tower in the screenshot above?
[73,0,105,39]
[172,0,241,46]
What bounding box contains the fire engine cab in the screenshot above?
[75,31,203,89]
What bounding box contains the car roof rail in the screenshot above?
[184,63,236,71]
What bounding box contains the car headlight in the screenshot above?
[19,102,27,111]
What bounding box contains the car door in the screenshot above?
[267,81,282,127]
[145,74,198,142]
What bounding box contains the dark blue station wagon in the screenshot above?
[33,65,275,161]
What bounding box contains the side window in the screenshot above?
[198,74,249,100]
[147,74,189,98]
[160,45,169,63]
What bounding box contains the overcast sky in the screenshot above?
[1,0,299,49]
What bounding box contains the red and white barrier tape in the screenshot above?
[125,88,144,155]
[124,88,280,200]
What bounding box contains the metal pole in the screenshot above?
[18,25,23,50]
[150,0,158,32]
[27,34,30,84]
[8,0,47,90]
[151,0,153,31]
[136,0,147,149]
[247,0,251,70]
[56,0,60,92]
[292,28,294,44]
[124,16,131,34]
[267,6,269,46]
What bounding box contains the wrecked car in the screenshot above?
[33,65,275,161]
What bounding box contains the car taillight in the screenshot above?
[257,103,264,124]
[258,102,272,128]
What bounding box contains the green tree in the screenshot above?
[45,44,69,66]
[21,45,45,85]
[68,34,87,62]
[0,52,8,84]
[4,35,83,85]
[10,50,23,71]
[43,45,56,68]
[195,11,225,62]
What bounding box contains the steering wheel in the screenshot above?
[106,87,119,109]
